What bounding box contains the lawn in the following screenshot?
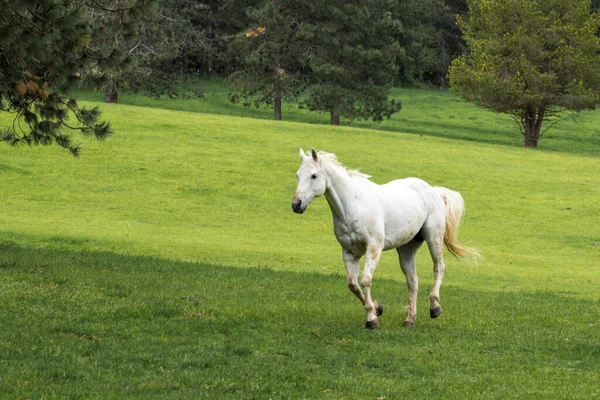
[75,80,600,156]
[0,85,598,398]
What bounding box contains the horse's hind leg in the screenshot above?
[397,240,422,327]
[424,228,446,319]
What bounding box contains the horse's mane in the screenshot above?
[317,151,372,181]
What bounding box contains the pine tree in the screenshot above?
[303,0,402,125]
[394,0,465,86]
[0,0,156,155]
[228,0,309,121]
[103,0,220,102]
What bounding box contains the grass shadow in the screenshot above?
[1,243,598,398]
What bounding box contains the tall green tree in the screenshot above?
[448,0,600,147]
[87,0,161,103]
[206,0,267,74]
[304,0,402,125]
[108,0,263,101]
[394,0,465,86]
[0,0,156,155]
[228,0,309,120]
[104,0,210,101]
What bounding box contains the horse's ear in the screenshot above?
[299,148,306,160]
[311,148,318,162]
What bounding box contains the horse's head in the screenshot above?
[292,148,327,214]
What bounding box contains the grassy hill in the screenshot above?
[0,86,598,398]
[75,81,600,156]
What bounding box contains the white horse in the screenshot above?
[292,148,477,328]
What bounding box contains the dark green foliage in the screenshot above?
[303,0,402,124]
[228,0,309,120]
[109,0,213,100]
[141,0,263,78]
[228,0,402,124]
[394,0,466,86]
[114,0,470,94]
[109,0,265,100]
[0,0,155,155]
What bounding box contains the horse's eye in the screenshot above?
[311,173,318,179]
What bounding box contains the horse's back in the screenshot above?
[378,177,438,206]
[375,178,435,249]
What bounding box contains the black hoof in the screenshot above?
[403,321,415,328]
[430,306,442,319]
[365,319,379,329]
[374,301,383,317]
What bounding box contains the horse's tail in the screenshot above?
[433,186,479,260]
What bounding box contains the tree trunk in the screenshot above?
[274,75,282,121]
[523,107,544,147]
[105,76,118,104]
[105,13,120,104]
[330,109,340,125]
[330,86,341,125]
[524,126,540,147]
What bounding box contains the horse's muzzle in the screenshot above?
[292,199,305,214]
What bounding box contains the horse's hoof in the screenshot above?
[430,306,442,319]
[403,321,415,328]
[365,319,379,329]
[374,301,384,317]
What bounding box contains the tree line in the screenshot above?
[114,0,468,125]
[2,0,600,154]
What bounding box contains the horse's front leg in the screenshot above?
[342,249,366,305]
[361,241,384,329]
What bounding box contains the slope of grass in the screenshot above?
[75,80,600,156]
[1,103,598,298]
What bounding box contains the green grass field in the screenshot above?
[1,83,599,398]
[75,81,600,156]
